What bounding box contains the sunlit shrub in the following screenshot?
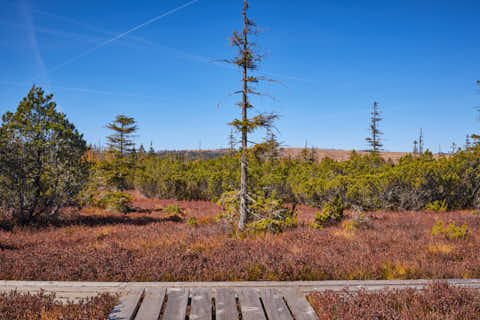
[0,290,117,320]
[187,217,198,227]
[425,200,448,212]
[342,213,371,234]
[217,191,297,233]
[311,195,344,229]
[96,191,133,213]
[164,204,182,214]
[431,220,470,240]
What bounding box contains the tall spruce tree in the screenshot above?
[223,0,279,230]
[365,101,383,152]
[419,128,424,154]
[473,81,480,146]
[465,134,471,150]
[264,127,280,161]
[101,115,138,191]
[228,129,237,152]
[413,140,418,154]
[106,115,138,158]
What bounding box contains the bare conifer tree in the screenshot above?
[473,81,480,146]
[264,127,280,161]
[450,142,458,154]
[228,129,237,153]
[413,140,418,154]
[419,128,424,154]
[465,134,471,150]
[223,0,279,230]
[365,101,383,152]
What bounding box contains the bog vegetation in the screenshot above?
[308,282,480,320]
[0,290,116,320]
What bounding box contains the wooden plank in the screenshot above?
[189,288,212,320]
[237,288,266,320]
[281,289,318,320]
[163,288,189,320]
[260,288,293,320]
[215,288,239,320]
[107,289,143,320]
[135,288,166,320]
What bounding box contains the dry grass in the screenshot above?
[0,290,116,320]
[307,282,480,320]
[0,194,478,282]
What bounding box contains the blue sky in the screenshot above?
[0,0,479,152]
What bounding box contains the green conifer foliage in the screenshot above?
[0,86,88,224]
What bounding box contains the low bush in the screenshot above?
[311,195,344,229]
[163,204,182,214]
[0,290,116,320]
[308,282,480,320]
[217,191,297,233]
[1,201,478,282]
[425,200,448,212]
[96,191,133,213]
[131,147,480,212]
[431,220,470,240]
[342,213,372,233]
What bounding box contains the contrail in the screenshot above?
[20,0,51,91]
[0,80,177,102]
[31,9,155,47]
[47,0,200,73]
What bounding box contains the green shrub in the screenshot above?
[217,191,297,233]
[164,204,182,214]
[187,217,198,227]
[0,86,88,224]
[425,200,448,213]
[96,191,133,213]
[120,144,480,212]
[311,195,344,229]
[431,220,470,240]
[342,213,372,232]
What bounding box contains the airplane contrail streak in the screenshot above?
[47,0,200,73]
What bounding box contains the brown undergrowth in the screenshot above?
[0,194,478,281]
[0,290,116,320]
[307,282,480,320]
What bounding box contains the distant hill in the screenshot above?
[153,148,424,162]
[280,148,411,162]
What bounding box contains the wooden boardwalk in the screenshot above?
[108,287,316,320]
[1,279,479,319]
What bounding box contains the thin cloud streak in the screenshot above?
[22,1,309,84]
[19,0,51,91]
[31,9,155,47]
[47,0,200,73]
[0,80,175,102]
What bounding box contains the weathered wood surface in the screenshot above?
[107,289,143,320]
[281,288,318,320]
[237,288,265,320]
[135,288,166,320]
[189,288,212,320]
[261,288,294,320]
[215,288,238,320]
[103,287,317,320]
[1,280,479,319]
[163,288,189,320]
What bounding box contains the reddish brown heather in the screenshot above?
[0,290,116,320]
[0,194,479,281]
[307,282,480,320]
